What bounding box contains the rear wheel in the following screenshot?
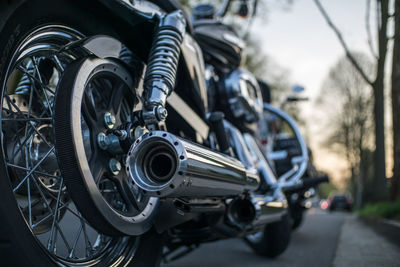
[290,204,304,230]
[291,208,304,230]
[0,1,163,266]
[245,214,292,258]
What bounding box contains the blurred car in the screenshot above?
[328,194,353,212]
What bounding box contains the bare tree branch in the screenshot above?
[366,0,379,59]
[377,0,382,29]
[313,0,374,85]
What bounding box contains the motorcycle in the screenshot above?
[258,83,329,230]
[0,0,308,266]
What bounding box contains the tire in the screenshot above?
[245,214,292,258]
[0,1,163,266]
[290,207,304,230]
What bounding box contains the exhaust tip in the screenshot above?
[126,131,186,197]
[228,198,257,226]
[143,145,177,183]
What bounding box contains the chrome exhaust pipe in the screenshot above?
[226,193,288,231]
[126,131,259,198]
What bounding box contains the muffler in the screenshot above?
[225,193,288,231]
[126,131,259,198]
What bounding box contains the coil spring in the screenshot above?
[15,58,54,96]
[144,26,183,93]
[15,60,35,95]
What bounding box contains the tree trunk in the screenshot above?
[372,0,388,200]
[356,163,363,208]
[390,0,400,201]
[313,0,389,200]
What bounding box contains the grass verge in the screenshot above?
[358,199,400,221]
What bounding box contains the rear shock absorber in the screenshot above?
[141,10,186,126]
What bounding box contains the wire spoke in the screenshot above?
[52,54,65,72]
[1,117,52,122]
[12,146,55,193]
[3,93,53,148]
[44,192,90,224]
[31,201,69,229]
[80,216,93,257]
[30,175,71,252]
[23,140,34,228]
[27,73,35,119]
[47,177,64,251]
[27,176,33,227]
[7,163,61,180]
[14,66,52,118]
[31,56,54,116]
[68,224,83,258]
[9,127,34,160]
[3,92,28,116]
[16,64,55,95]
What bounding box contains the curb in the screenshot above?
[359,216,400,247]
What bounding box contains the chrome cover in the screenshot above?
[126,131,259,198]
[224,69,263,123]
[262,103,309,187]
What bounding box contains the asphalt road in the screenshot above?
[162,209,349,267]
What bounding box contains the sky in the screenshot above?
[252,0,385,187]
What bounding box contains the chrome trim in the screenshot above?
[263,103,308,187]
[243,133,278,185]
[250,191,288,227]
[224,120,255,169]
[126,131,259,198]
[118,0,165,18]
[224,69,263,122]
[224,120,277,186]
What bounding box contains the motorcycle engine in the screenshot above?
[222,69,263,123]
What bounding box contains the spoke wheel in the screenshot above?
[0,24,138,266]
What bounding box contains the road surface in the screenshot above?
[162,209,348,267]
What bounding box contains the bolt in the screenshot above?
[109,158,121,176]
[104,112,116,129]
[97,132,110,150]
[113,129,128,140]
[156,106,168,121]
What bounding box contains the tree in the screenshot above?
[318,54,374,207]
[314,0,389,200]
[391,0,400,201]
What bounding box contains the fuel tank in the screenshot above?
[193,20,245,72]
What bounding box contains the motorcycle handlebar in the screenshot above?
[281,175,329,194]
